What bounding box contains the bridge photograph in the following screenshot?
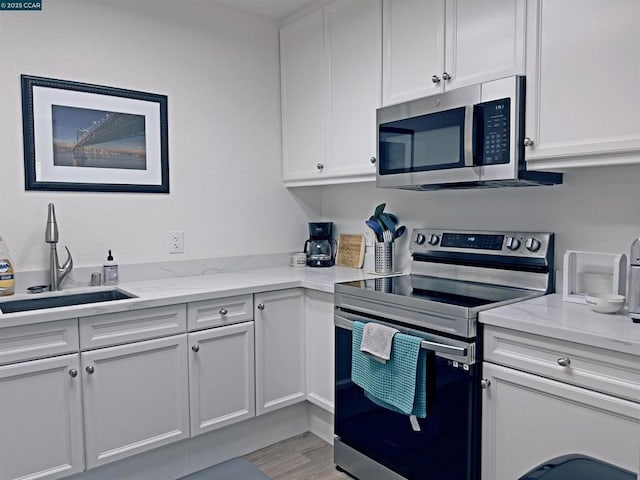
[52,105,147,170]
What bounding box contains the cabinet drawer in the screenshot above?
[80,304,187,350]
[187,294,253,331]
[484,325,640,403]
[0,319,79,365]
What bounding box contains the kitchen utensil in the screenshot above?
[365,219,383,242]
[584,293,626,314]
[373,203,386,219]
[369,215,386,235]
[379,213,396,238]
[383,230,393,243]
[395,225,406,239]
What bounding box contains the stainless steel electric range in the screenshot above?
[334,229,555,480]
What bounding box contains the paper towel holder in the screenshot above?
[562,250,627,304]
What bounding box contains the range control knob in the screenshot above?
[427,234,440,245]
[505,237,521,251]
[415,233,426,245]
[526,238,541,252]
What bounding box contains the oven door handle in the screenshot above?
[335,314,468,358]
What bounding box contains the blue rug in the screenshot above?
[177,457,270,480]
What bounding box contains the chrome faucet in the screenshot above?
[45,203,73,291]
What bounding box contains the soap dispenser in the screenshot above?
[103,250,119,286]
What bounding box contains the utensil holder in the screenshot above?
[374,242,394,273]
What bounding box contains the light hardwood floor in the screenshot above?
[245,432,351,480]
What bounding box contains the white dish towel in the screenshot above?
[360,322,399,364]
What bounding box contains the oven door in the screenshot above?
[334,312,480,480]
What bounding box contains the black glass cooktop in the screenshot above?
[339,275,534,309]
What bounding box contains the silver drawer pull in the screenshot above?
[480,379,491,389]
[192,344,200,353]
[68,369,78,378]
[557,357,571,367]
[219,308,228,316]
[85,365,95,374]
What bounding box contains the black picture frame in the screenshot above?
[21,75,169,193]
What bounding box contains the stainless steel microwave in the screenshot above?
[376,76,562,190]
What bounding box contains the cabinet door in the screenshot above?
[255,289,306,415]
[482,362,640,480]
[444,0,525,90]
[82,335,189,468]
[382,0,445,105]
[325,0,381,180]
[188,322,255,435]
[0,354,84,480]
[305,290,334,412]
[281,9,326,182]
[525,0,640,167]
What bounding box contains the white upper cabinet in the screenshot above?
[382,0,526,106]
[444,0,526,91]
[281,0,381,186]
[325,0,381,181]
[281,9,326,182]
[382,0,444,105]
[524,0,640,168]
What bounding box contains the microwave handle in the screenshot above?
[463,105,474,167]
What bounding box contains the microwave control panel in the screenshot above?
[473,98,510,166]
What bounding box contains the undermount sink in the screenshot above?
[0,289,136,314]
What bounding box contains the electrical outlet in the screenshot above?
[364,228,374,248]
[169,231,184,254]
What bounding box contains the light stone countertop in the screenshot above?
[479,293,640,356]
[0,265,379,328]
[5,264,639,358]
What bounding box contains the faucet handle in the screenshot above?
[58,246,73,287]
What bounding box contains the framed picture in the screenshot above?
[21,75,169,193]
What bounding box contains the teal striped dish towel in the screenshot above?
[351,321,427,418]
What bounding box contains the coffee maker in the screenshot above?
[304,222,337,267]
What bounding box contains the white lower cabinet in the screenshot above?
[0,353,84,480]
[482,325,640,480]
[482,362,640,480]
[81,334,190,469]
[304,290,334,412]
[188,321,255,435]
[254,288,306,415]
[0,287,330,480]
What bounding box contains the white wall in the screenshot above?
[319,164,640,274]
[0,0,318,274]
[2,2,638,283]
